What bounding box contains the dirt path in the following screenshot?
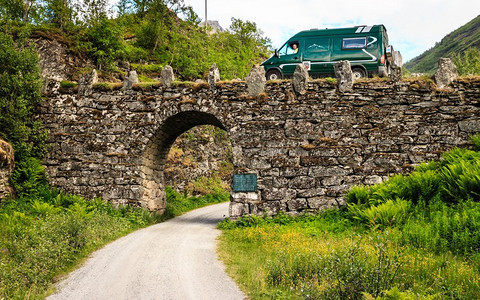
[47,202,245,300]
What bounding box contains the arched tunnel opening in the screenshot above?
[140,111,233,213]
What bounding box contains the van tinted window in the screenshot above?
[342,37,367,49]
[305,38,330,53]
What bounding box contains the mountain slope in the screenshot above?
[405,14,480,73]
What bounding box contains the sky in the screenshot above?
[180,0,480,63]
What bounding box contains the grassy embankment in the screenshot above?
[218,136,480,299]
[0,157,228,299]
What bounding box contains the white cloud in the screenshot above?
[182,0,480,62]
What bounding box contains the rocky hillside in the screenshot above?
[164,126,233,195]
[405,14,480,73]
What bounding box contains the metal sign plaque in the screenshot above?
[232,174,257,192]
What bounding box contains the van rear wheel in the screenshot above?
[352,68,367,80]
[266,69,282,80]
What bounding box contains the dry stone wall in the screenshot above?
[38,78,480,217]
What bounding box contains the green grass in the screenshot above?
[162,185,229,219]
[0,156,229,299]
[218,139,480,299]
[0,189,160,299]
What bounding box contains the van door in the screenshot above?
[277,41,302,76]
[303,37,331,76]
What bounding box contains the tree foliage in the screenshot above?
[0,32,46,162]
[2,0,272,81]
[453,47,480,76]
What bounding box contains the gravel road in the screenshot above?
[47,202,245,300]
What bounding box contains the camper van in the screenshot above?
[261,25,398,80]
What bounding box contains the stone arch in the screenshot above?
[139,111,229,212]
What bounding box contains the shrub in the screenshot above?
[10,157,48,198]
[472,134,480,151]
[349,199,410,229]
[453,47,480,76]
[441,154,480,203]
[0,32,46,161]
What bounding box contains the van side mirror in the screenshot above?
[275,49,280,57]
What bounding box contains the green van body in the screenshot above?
[261,25,392,80]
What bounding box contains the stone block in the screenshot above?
[258,201,283,216]
[229,202,249,218]
[208,63,220,89]
[288,176,316,189]
[123,70,139,90]
[307,196,330,209]
[231,192,259,203]
[434,58,457,89]
[292,63,309,95]
[334,61,353,92]
[287,198,307,211]
[78,69,98,96]
[160,65,175,87]
[246,65,266,96]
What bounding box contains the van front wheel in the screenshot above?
[266,69,282,80]
[352,68,367,80]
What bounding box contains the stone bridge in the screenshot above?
[39,77,480,217]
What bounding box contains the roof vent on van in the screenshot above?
[355,25,372,33]
[310,28,319,30]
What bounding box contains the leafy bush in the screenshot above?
[472,134,480,151]
[10,157,48,198]
[0,32,46,162]
[349,198,410,229]
[453,47,480,76]
[0,185,162,298]
[86,17,125,71]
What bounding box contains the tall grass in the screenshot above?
[0,191,160,299]
[162,185,229,219]
[218,138,480,299]
[0,157,229,298]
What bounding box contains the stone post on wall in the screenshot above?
[208,63,220,89]
[160,65,175,87]
[0,139,14,199]
[292,63,309,95]
[123,70,139,90]
[334,61,353,92]
[78,69,98,96]
[245,65,266,96]
[435,58,458,89]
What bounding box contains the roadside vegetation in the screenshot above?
[218,136,480,299]
[0,20,230,299]
[0,0,271,81]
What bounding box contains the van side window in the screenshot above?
[305,38,330,53]
[342,37,367,49]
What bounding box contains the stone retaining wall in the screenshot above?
[38,78,480,217]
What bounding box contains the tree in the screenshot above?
[453,47,480,76]
[0,0,40,23]
[77,0,109,24]
[43,0,74,29]
[0,32,46,161]
[87,17,125,70]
